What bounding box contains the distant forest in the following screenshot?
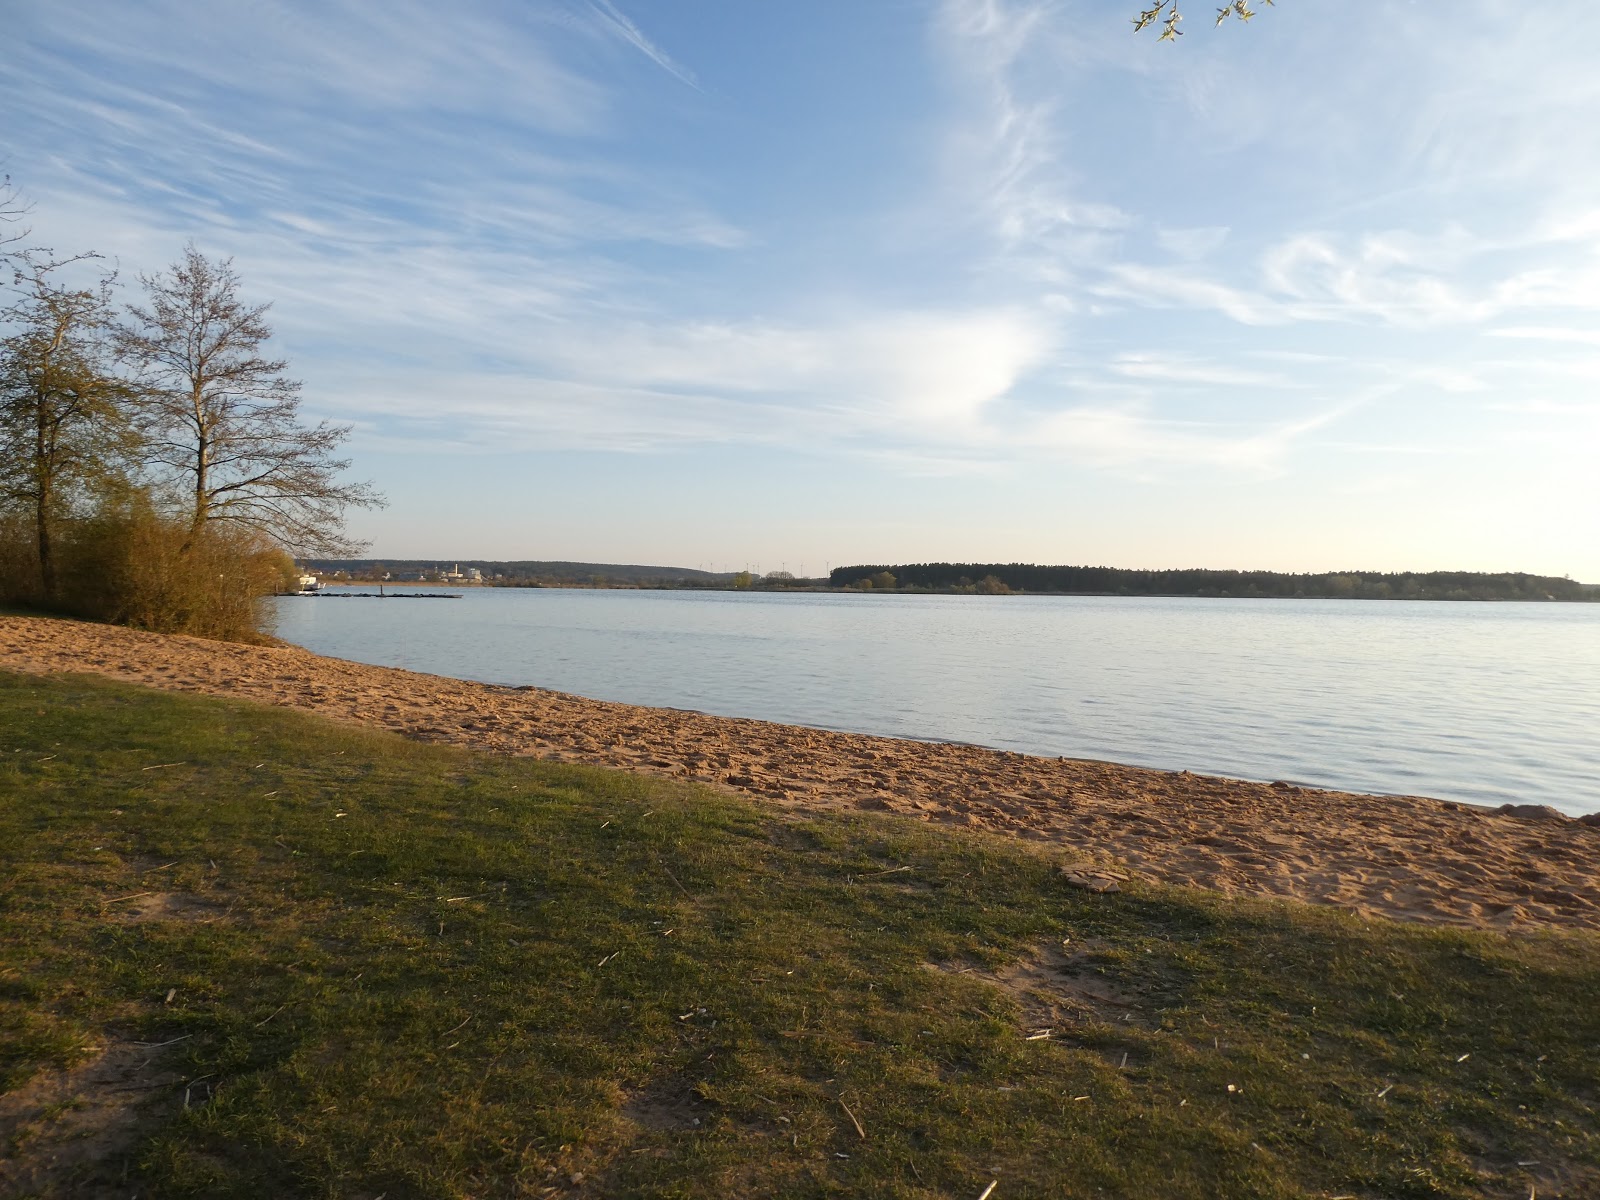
[828,564,1598,602]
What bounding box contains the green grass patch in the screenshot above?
[1,670,1596,1199]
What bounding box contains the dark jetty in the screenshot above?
[283,592,460,599]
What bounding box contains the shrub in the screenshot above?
[0,496,297,640]
[51,503,291,641]
[0,513,42,606]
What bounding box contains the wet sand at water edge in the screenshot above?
[4,613,1599,933]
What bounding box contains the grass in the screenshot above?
[1,670,1597,1199]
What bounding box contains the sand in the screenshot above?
[4,612,1598,933]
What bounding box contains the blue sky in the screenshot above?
[5,1,1598,578]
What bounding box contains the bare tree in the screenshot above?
[0,251,136,598]
[121,245,382,554]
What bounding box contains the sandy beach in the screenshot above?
[4,612,1598,933]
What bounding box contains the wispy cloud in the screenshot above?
[584,0,702,91]
[934,0,1132,277]
[1109,354,1296,388]
[7,0,1600,576]
[1488,325,1600,347]
[1027,395,1360,474]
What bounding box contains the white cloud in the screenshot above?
[1093,264,1286,326]
[532,309,1056,435]
[1093,221,1600,330]
[1026,399,1349,474]
[1109,353,1294,388]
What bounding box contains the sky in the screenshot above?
[4,0,1598,579]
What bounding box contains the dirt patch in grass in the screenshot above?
[0,1039,180,1199]
[109,892,231,924]
[928,940,1156,1034]
[622,1076,713,1132]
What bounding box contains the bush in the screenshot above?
[0,500,295,641]
[976,574,1012,595]
[0,513,42,606]
[59,506,292,641]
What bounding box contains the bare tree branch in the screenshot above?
[1134,0,1274,41]
[0,171,32,254]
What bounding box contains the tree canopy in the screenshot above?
[0,251,135,597]
[120,245,382,555]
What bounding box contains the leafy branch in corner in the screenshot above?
[1134,0,1274,42]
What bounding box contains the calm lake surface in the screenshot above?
[272,589,1600,815]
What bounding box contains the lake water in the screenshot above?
[272,588,1600,815]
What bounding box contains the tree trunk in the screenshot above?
[35,489,54,601]
[34,403,55,600]
[184,419,209,553]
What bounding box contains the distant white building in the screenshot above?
[466,567,482,582]
[297,574,321,592]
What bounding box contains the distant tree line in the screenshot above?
[829,564,1597,602]
[308,559,740,588]
[307,560,830,591]
[1,183,381,638]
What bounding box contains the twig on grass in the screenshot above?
[439,888,502,902]
[255,1005,286,1028]
[140,762,187,771]
[839,1096,866,1139]
[442,1014,474,1037]
[661,862,694,899]
[977,1182,998,1200]
[105,892,155,904]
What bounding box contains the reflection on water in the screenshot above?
[272,588,1600,814]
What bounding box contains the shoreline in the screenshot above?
[305,582,1600,602]
[4,612,1599,932]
